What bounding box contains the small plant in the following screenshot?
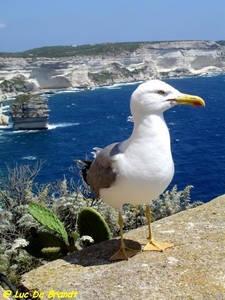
[24,228,69,261]
[25,203,111,259]
[77,207,111,246]
[0,237,43,287]
[25,203,77,261]
[28,203,69,244]
[151,185,200,221]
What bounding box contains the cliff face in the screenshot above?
[0,102,9,125]
[0,41,224,93]
[10,94,49,130]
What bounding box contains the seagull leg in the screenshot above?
[110,211,140,260]
[143,205,174,251]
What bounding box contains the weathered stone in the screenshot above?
[0,286,10,300]
[10,94,49,130]
[0,102,9,125]
[0,114,9,125]
[0,41,224,98]
[0,75,38,100]
[21,195,225,300]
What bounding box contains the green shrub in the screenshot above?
[88,71,113,83]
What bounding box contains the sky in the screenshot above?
[0,0,225,52]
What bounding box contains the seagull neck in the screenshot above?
[125,113,169,147]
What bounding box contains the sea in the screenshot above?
[0,74,225,203]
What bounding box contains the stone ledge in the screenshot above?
[21,195,225,300]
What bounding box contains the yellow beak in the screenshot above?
[174,94,205,107]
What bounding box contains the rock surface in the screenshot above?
[0,41,225,100]
[10,94,49,130]
[0,75,38,101]
[21,195,225,300]
[0,102,9,125]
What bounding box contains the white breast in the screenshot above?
[100,114,174,209]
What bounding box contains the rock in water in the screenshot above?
[0,102,9,125]
[10,94,49,130]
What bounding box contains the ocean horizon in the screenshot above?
[0,73,225,203]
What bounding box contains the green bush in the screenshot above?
[0,41,187,58]
[88,71,113,83]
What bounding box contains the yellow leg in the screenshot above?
[110,211,140,260]
[143,205,174,252]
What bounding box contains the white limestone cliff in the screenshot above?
[0,41,224,97]
[0,102,9,125]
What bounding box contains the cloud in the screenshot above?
[0,22,7,29]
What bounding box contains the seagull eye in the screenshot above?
[158,90,165,95]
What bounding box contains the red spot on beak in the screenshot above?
[193,101,202,107]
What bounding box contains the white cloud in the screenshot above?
[0,22,7,29]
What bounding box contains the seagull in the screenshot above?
[78,79,205,260]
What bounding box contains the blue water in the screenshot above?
[1,74,225,203]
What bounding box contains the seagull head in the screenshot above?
[130,79,205,117]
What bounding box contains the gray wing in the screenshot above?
[87,142,121,198]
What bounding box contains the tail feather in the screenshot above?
[75,159,92,185]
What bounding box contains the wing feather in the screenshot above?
[87,143,120,197]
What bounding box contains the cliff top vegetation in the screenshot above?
[0,40,224,58]
[0,42,147,58]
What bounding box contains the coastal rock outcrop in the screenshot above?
[0,102,9,125]
[0,74,38,100]
[0,41,225,97]
[10,94,49,130]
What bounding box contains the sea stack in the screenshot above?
[10,94,49,130]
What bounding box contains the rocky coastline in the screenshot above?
[0,40,224,129]
[0,40,224,101]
